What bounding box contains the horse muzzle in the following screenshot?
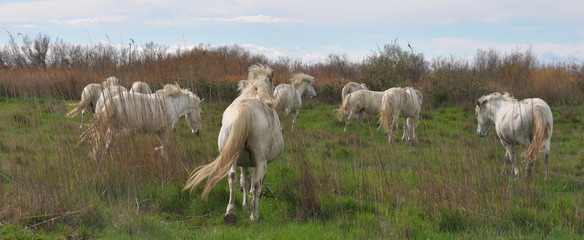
[477,131,487,138]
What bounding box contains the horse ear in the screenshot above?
[476,99,487,107]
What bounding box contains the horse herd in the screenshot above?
[66,64,554,225]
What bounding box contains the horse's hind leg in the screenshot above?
[224,163,238,225]
[240,167,251,210]
[401,118,411,141]
[250,159,267,221]
[412,116,420,142]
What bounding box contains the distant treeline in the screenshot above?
[1,33,583,106]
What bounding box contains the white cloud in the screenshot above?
[51,16,126,27]
[201,15,287,23]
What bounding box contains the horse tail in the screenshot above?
[523,105,552,161]
[67,96,92,117]
[273,89,284,113]
[379,94,393,133]
[336,93,351,119]
[184,108,251,199]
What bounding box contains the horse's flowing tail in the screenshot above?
[273,90,284,113]
[523,105,552,161]
[335,94,351,119]
[379,96,393,133]
[184,108,252,199]
[67,97,92,117]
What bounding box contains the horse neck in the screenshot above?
[295,81,310,97]
[167,95,195,117]
[486,98,512,121]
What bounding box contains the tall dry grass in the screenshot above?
[1,34,584,236]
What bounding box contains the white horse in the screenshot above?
[129,81,153,94]
[336,89,384,131]
[184,64,283,224]
[67,76,122,129]
[341,81,368,102]
[273,73,317,130]
[95,85,128,114]
[475,92,553,179]
[84,83,203,158]
[379,87,423,143]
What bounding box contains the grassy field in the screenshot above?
[1,96,583,239]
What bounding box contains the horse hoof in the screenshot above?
[224,213,237,225]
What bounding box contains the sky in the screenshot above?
[0,0,583,64]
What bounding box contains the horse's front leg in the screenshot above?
[240,167,251,210]
[79,110,86,130]
[250,159,267,221]
[344,110,355,132]
[155,129,171,156]
[502,142,518,178]
[224,163,238,225]
[291,110,299,131]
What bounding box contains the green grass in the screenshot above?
[1,97,584,239]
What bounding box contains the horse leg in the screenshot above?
[401,117,410,141]
[344,110,355,132]
[240,167,251,210]
[388,115,398,143]
[357,112,365,129]
[290,115,296,131]
[412,116,419,142]
[250,160,267,221]
[155,130,171,157]
[224,163,238,225]
[79,110,86,130]
[504,143,518,178]
[544,151,550,180]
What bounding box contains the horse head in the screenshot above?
[186,95,204,135]
[475,98,492,137]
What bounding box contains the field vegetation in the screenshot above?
[1,33,584,239]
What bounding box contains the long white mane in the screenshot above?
[290,73,315,87]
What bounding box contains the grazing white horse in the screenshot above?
[184,64,283,224]
[95,85,128,114]
[341,81,368,102]
[129,81,153,94]
[67,76,122,129]
[336,89,384,131]
[273,73,317,130]
[475,92,553,179]
[84,83,203,158]
[379,87,423,143]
